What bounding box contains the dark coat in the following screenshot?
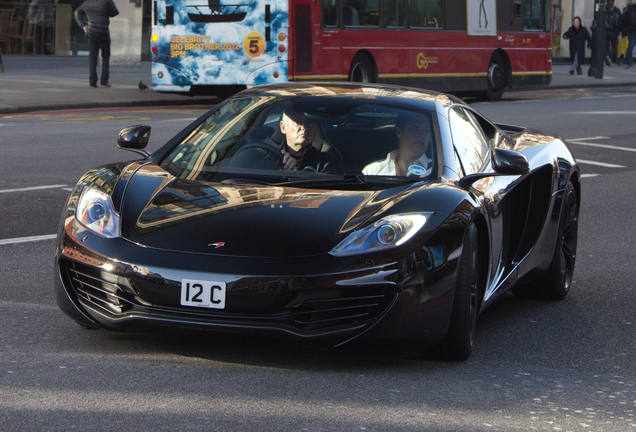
[75,0,119,44]
[621,4,636,34]
[283,141,343,174]
[606,6,621,34]
[563,25,592,64]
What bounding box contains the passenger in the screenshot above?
[363,112,433,177]
[279,107,342,174]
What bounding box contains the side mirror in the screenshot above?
[492,148,529,174]
[117,125,151,158]
[458,148,529,189]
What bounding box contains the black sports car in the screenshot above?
[55,83,580,360]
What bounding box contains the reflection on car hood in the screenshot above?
[119,165,409,258]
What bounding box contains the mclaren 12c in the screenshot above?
[55,83,580,360]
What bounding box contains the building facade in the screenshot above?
[0,0,148,63]
[0,0,633,62]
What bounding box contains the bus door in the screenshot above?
[312,0,342,78]
[289,0,315,77]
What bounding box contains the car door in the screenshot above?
[449,106,529,301]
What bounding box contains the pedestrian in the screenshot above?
[617,6,629,65]
[605,0,621,65]
[74,0,119,88]
[563,17,592,75]
[620,2,636,68]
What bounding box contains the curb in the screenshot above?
[544,81,636,91]
[0,97,220,116]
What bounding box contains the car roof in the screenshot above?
[235,82,466,108]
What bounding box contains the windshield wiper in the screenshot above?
[220,178,273,186]
[275,171,368,187]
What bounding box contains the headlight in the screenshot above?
[76,187,120,238]
[329,213,432,256]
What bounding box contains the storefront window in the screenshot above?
[0,0,150,57]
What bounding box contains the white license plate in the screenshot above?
[180,279,226,309]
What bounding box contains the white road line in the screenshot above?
[581,174,600,178]
[577,159,626,168]
[0,234,57,245]
[572,111,636,115]
[0,184,67,194]
[569,141,636,153]
[567,136,609,141]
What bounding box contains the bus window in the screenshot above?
[384,0,405,28]
[409,0,443,29]
[322,0,338,27]
[523,0,546,30]
[344,0,380,27]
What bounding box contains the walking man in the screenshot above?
[621,2,636,68]
[75,0,119,88]
[605,0,622,65]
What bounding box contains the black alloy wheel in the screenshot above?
[439,223,480,361]
[540,180,579,300]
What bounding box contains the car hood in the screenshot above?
[119,165,412,258]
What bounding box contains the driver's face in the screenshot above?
[396,120,431,156]
[280,112,318,152]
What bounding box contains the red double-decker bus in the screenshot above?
[152,0,552,100]
[294,0,552,100]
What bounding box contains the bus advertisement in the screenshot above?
[150,0,552,100]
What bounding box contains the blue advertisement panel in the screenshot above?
[151,0,289,91]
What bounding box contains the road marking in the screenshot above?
[569,141,636,153]
[572,111,636,115]
[581,174,600,178]
[0,234,57,245]
[577,159,626,168]
[0,184,67,194]
[567,136,609,141]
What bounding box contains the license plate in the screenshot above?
[180,279,226,309]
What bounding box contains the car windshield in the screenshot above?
[159,96,438,184]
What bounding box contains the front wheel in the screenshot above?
[349,53,376,83]
[539,180,579,299]
[439,223,480,361]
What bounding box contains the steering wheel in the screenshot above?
[230,142,284,170]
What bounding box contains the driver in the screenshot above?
[363,112,433,177]
[279,107,342,174]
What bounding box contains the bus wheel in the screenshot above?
[482,54,507,101]
[349,54,376,83]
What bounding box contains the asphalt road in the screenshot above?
[0,90,635,431]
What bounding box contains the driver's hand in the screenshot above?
[281,149,297,170]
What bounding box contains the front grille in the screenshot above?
[63,260,137,315]
[287,287,392,331]
[62,259,397,335]
[151,284,396,334]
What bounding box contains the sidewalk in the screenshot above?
[1,55,635,115]
[0,56,219,115]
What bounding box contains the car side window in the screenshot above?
[466,109,498,144]
[449,107,491,175]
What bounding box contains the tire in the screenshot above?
[537,180,579,300]
[481,54,507,101]
[349,53,376,83]
[439,223,480,361]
